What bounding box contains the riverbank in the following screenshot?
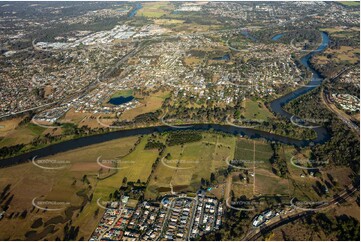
[0,122,330,168]
[0,32,331,168]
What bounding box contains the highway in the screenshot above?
[320,66,360,136]
[243,184,357,241]
[321,87,359,135]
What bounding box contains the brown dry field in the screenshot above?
[254,168,291,196]
[120,91,168,120]
[314,46,359,65]
[0,117,23,135]
[0,135,140,240]
[269,198,359,241]
[60,108,114,129]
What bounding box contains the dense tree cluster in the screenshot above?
[304,213,360,241]
[269,143,288,178]
[0,144,25,160]
[285,87,360,185]
[166,131,203,146]
[144,140,165,150]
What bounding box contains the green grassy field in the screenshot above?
[234,138,273,162]
[136,2,174,18]
[74,135,158,238]
[110,89,133,98]
[145,133,236,199]
[242,99,274,121]
[338,1,360,6]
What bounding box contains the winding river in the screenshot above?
[270,32,330,143]
[0,32,330,167]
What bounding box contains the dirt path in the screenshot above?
[253,141,256,196]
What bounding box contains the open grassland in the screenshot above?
[234,138,273,164]
[145,133,236,199]
[230,172,254,198]
[136,2,175,18]
[324,46,359,63]
[338,1,360,6]
[59,91,168,128]
[277,146,323,201]
[283,145,353,202]
[0,160,89,240]
[0,117,23,136]
[232,139,349,202]
[321,26,360,34]
[313,34,359,65]
[59,108,115,129]
[0,122,46,148]
[154,18,185,26]
[242,99,274,121]
[254,170,291,196]
[1,127,355,239]
[270,200,360,241]
[0,136,143,240]
[183,56,203,67]
[168,23,222,34]
[73,136,158,238]
[232,138,278,197]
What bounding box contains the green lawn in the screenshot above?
[111,89,133,98]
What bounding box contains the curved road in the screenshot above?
[243,184,357,241]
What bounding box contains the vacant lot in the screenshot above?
[0,117,23,136]
[254,169,291,196]
[183,56,203,67]
[59,109,104,129]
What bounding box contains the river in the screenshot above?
[128,3,142,17]
[269,32,330,141]
[0,32,330,167]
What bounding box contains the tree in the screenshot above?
[94,208,100,218]
[210,173,216,183]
